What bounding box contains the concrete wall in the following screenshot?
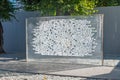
[2,11,40,54]
[98,6,120,59]
[2,6,120,59]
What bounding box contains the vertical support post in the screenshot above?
[26,18,28,62]
[101,14,104,66]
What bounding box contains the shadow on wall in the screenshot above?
[2,11,40,58]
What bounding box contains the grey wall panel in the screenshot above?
[2,11,40,55]
[2,6,120,60]
[98,6,120,59]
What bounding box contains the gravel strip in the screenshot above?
[0,70,103,80]
[0,74,96,80]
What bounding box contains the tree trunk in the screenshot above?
[0,21,5,54]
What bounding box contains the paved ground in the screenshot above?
[0,53,120,79]
[49,66,120,79]
[0,60,120,79]
[0,61,98,74]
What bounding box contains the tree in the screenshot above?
[21,0,97,16]
[96,0,119,7]
[0,0,15,54]
[117,0,120,5]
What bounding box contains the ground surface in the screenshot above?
[0,53,120,80]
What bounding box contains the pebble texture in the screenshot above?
[0,73,99,80]
[27,15,103,59]
[32,19,97,56]
[0,70,104,80]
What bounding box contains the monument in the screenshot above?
[26,14,103,65]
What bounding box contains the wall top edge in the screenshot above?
[26,14,104,20]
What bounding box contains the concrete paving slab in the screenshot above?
[0,61,97,73]
[49,66,120,79]
[0,61,120,79]
[1,54,120,79]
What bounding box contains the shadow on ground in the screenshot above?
[0,53,25,62]
[87,53,120,79]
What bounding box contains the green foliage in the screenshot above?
[0,0,16,22]
[77,0,97,15]
[22,0,97,16]
[96,0,119,7]
[117,0,120,5]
